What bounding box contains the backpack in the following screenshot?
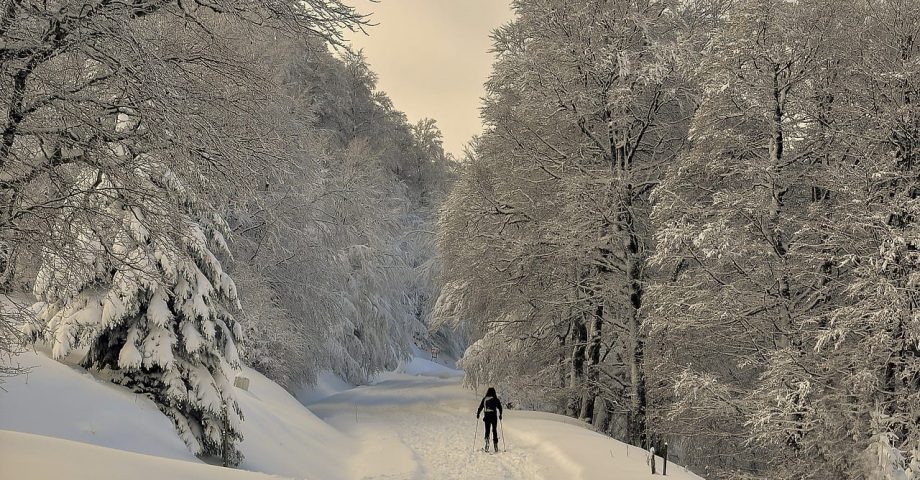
[483,396,499,413]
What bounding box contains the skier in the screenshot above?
[476,387,503,452]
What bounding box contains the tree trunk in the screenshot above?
[599,397,615,435]
[626,294,647,447]
[567,314,587,418]
[580,303,603,424]
[0,244,15,293]
[621,200,648,448]
[557,329,567,388]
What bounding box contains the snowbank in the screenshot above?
[235,366,351,479]
[0,430,278,480]
[295,370,355,404]
[0,350,351,480]
[383,355,464,380]
[506,410,699,480]
[0,351,192,461]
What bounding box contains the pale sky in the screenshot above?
[344,1,514,156]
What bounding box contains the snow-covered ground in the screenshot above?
[0,350,353,479]
[0,431,278,480]
[1,351,703,480]
[308,357,702,480]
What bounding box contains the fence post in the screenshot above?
[662,442,668,476]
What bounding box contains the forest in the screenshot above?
[1,0,919,479]
[0,0,453,467]
[438,0,920,479]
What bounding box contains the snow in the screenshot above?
[295,370,355,405]
[234,368,350,479]
[306,362,705,480]
[0,431,276,480]
[0,350,351,480]
[1,349,705,480]
[384,354,465,379]
[0,351,193,461]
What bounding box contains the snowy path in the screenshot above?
[308,376,548,480]
[306,361,704,480]
[1,351,704,480]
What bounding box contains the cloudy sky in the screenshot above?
[345,1,514,156]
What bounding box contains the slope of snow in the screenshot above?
[1,348,704,480]
[0,351,193,461]
[386,354,464,379]
[234,366,351,479]
[0,430,278,480]
[295,370,355,405]
[507,410,699,479]
[0,350,350,480]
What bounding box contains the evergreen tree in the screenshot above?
[26,151,246,464]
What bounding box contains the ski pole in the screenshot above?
[473,418,479,452]
[499,417,506,452]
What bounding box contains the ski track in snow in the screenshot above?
[308,376,547,480]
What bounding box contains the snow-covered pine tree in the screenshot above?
[25,112,245,464]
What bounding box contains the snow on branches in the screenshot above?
[26,160,247,465]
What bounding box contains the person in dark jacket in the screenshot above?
[476,387,503,452]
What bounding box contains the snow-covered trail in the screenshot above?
[308,375,549,480]
[306,360,704,480]
[1,349,704,480]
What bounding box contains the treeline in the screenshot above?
[0,0,451,467]
[436,0,920,478]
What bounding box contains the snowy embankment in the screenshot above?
[0,350,351,480]
[1,350,704,480]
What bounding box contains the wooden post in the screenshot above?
[662,442,668,475]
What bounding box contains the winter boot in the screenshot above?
[494,440,499,452]
[483,439,490,452]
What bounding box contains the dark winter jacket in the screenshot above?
[477,389,503,419]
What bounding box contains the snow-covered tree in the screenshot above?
[26,151,246,464]
[439,0,698,447]
[0,0,368,463]
[226,42,457,388]
[648,0,844,474]
[442,0,920,478]
[648,0,920,477]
